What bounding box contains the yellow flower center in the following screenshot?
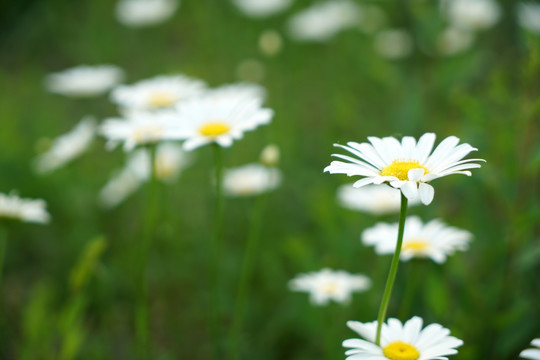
[199,122,230,137]
[322,282,339,295]
[383,341,420,360]
[148,92,177,108]
[133,124,163,143]
[380,160,428,181]
[402,239,428,253]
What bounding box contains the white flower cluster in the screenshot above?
[0,192,50,224]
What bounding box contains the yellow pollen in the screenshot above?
[383,341,420,360]
[199,122,230,137]
[322,282,339,295]
[402,240,428,253]
[380,160,428,181]
[148,92,177,107]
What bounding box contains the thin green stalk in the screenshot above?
[0,226,7,289]
[228,193,268,360]
[398,261,422,320]
[209,144,225,359]
[136,144,159,360]
[375,193,408,345]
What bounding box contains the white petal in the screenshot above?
[408,168,425,182]
[418,183,434,205]
[401,181,418,200]
[520,349,540,360]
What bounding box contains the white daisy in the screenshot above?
[173,89,273,151]
[100,111,182,151]
[324,133,484,205]
[289,268,371,306]
[521,339,540,360]
[517,3,540,34]
[116,0,179,27]
[0,192,50,224]
[338,184,421,215]
[223,163,281,197]
[34,116,96,174]
[232,0,292,18]
[111,75,206,111]
[361,216,472,264]
[442,0,500,31]
[287,1,361,42]
[208,82,267,101]
[374,29,414,60]
[343,316,463,360]
[45,65,124,98]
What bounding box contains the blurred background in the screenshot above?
[0,0,539,359]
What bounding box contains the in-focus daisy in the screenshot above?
[34,116,96,174]
[289,268,371,306]
[110,75,206,111]
[173,89,273,151]
[100,111,182,151]
[517,2,540,34]
[344,316,463,360]
[338,184,420,215]
[223,163,281,197]
[287,1,361,42]
[116,0,179,27]
[232,0,292,18]
[521,338,540,360]
[45,65,124,98]
[0,192,50,224]
[99,143,191,207]
[442,0,500,31]
[374,29,414,60]
[324,133,484,205]
[362,216,472,264]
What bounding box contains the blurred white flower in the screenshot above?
[437,27,475,55]
[374,29,413,60]
[208,82,267,101]
[259,144,280,166]
[337,184,420,215]
[362,216,472,263]
[111,75,206,111]
[232,0,292,18]
[173,89,273,151]
[100,111,182,151]
[258,30,283,57]
[443,0,500,31]
[288,1,361,42]
[517,2,540,34]
[223,163,281,197]
[99,143,191,207]
[45,65,124,98]
[116,0,179,27]
[344,316,463,360]
[289,268,370,306]
[520,338,540,360]
[324,133,484,205]
[34,117,96,174]
[0,192,50,224]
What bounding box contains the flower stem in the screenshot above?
[399,261,422,319]
[0,226,6,289]
[228,193,268,360]
[375,193,408,345]
[209,144,225,359]
[136,144,159,360]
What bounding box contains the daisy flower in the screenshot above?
[232,0,292,18]
[521,338,540,360]
[208,82,267,101]
[116,0,179,27]
[324,133,484,205]
[343,316,463,360]
[287,1,361,42]
[100,110,182,151]
[173,89,273,151]
[34,116,96,174]
[289,268,371,306]
[337,184,420,215]
[442,0,500,31]
[45,65,124,97]
[361,216,472,264]
[110,75,206,111]
[0,192,50,224]
[223,163,281,197]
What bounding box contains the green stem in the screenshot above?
[209,144,225,359]
[375,193,408,345]
[228,193,268,360]
[0,226,7,290]
[136,144,159,360]
[398,261,421,320]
